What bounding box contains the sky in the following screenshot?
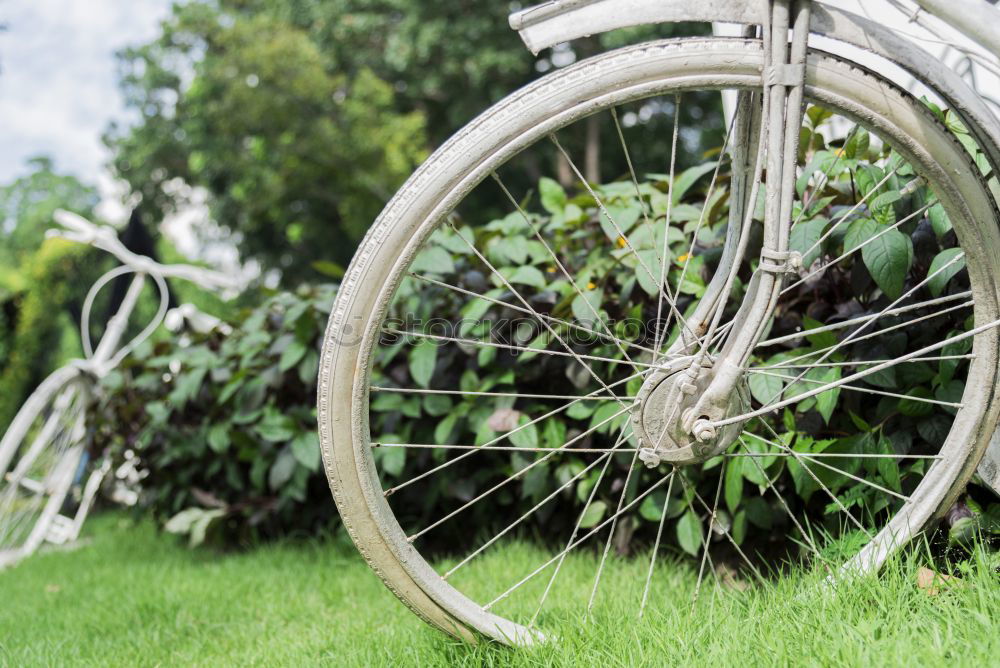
[0,0,173,222]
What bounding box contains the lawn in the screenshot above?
[2,514,999,666]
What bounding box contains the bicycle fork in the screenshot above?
[637,0,811,466]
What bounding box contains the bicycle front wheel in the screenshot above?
[319,38,1000,643]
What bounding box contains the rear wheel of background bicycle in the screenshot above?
[0,366,90,569]
[318,38,1000,644]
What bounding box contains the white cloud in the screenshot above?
[0,0,173,221]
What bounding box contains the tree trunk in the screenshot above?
[585,114,601,184]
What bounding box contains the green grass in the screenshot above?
[2,514,999,666]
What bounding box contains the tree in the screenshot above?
[109,1,714,283]
[0,156,99,287]
[106,1,427,282]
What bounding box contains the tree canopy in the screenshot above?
[0,156,99,289]
[108,1,708,283]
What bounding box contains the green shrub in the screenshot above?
[94,286,334,545]
[96,107,1000,554]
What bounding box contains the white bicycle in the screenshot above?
[319,0,1000,645]
[0,211,234,569]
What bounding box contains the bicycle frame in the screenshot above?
[0,212,235,566]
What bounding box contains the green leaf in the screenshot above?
[876,436,901,493]
[844,217,878,254]
[926,248,965,297]
[598,204,642,241]
[669,162,718,204]
[255,410,297,442]
[408,339,437,388]
[845,127,870,159]
[676,508,702,556]
[813,367,841,424]
[311,260,344,278]
[634,249,664,296]
[898,387,934,417]
[724,457,744,514]
[379,445,406,477]
[493,236,529,265]
[170,367,207,405]
[434,414,458,445]
[507,265,546,289]
[870,190,901,212]
[861,226,912,299]
[207,424,230,454]
[639,492,667,522]
[422,393,453,417]
[732,509,747,544]
[589,401,622,433]
[539,177,567,215]
[410,246,455,274]
[572,289,603,324]
[509,416,539,448]
[291,432,321,471]
[268,447,297,490]
[927,203,952,239]
[579,501,607,529]
[542,418,567,450]
[748,371,783,406]
[788,216,827,266]
[279,339,308,371]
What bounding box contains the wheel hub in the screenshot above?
[631,356,750,468]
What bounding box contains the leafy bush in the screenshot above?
[362,105,993,557]
[97,105,1000,555]
[94,286,335,545]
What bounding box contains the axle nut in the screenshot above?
[692,419,716,443]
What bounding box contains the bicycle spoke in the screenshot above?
[449,220,634,411]
[384,326,657,369]
[651,95,682,358]
[371,386,628,401]
[530,433,629,626]
[751,421,872,539]
[789,123,861,231]
[491,170,641,374]
[586,447,641,616]
[382,370,646,496]
[692,461,726,604]
[718,319,995,428]
[406,404,633,542]
[758,355,972,371]
[678,473,766,585]
[746,368,963,408]
[757,300,974,369]
[756,292,972,350]
[783,201,934,294]
[485,471,674,611]
[549,133,694,340]
[374,443,636,454]
[802,166,901,259]
[724,451,941,460]
[737,436,822,560]
[666,100,740,359]
[725,252,974,426]
[409,272,658,357]
[638,468,677,618]
[443,427,633,580]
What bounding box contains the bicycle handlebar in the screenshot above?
[50,210,239,292]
